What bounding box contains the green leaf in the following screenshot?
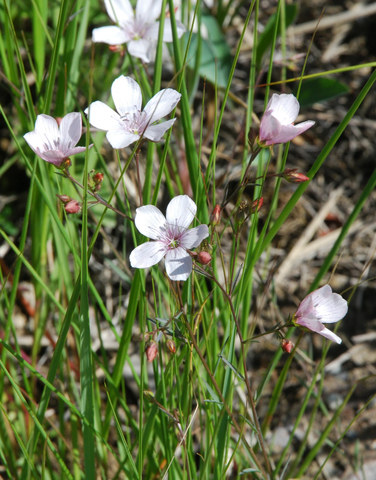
[256,4,298,70]
[183,14,232,87]
[294,77,349,107]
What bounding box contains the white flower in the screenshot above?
[293,284,348,344]
[92,0,185,63]
[259,93,315,146]
[129,195,209,281]
[85,75,181,149]
[23,113,87,167]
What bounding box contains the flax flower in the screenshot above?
[92,0,185,63]
[129,195,209,281]
[293,285,348,344]
[24,113,87,167]
[85,75,181,149]
[259,93,315,146]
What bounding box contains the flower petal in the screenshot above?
[311,285,348,324]
[160,18,186,42]
[129,241,166,269]
[127,38,153,63]
[143,119,176,142]
[106,129,139,149]
[40,150,67,165]
[134,205,167,240]
[136,0,162,23]
[317,326,342,344]
[180,224,209,249]
[143,89,181,126]
[265,121,315,146]
[166,195,196,230]
[259,113,281,145]
[64,146,87,157]
[104,0,134,26]
[35,114,60,147]
[59,112,82,151]
[111,76,142,116]
[165,248,192,281]
[267,93,300,125]
[92,26,130,45]
[85,101,121,131]
[23,131,48,157]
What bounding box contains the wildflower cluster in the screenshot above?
[22,0,348,369]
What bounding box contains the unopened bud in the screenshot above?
[281,339,294,354]
[145,342,158,362]
[166,339,176,354]
[57,194,71,204]
[65,200,81,214]
[88,171,105,192]
[109,45,125,56]
[55,117,63,127]
[283,168,309,183]
[210,204,221,225]
[250,197,263,213]
[197,251,211,265]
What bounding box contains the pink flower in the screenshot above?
[293,285,348,344]
[129,195,209,281]
[259,94,315,146]
[92,0,185,63]
[24,113,87,167]
[85,75,181,149]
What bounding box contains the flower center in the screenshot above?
[169,238,179,249]
[120,110,147,135]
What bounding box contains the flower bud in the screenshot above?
[109,44,125,55]
[197,251,211,265]
[88,171,105,192]
[65,200,81,214]
[283,168,309,183]
[145,342,158,362]
[281,339,294,354]
[57,194,71,204]
[210,204,221,225]
[250,197,263,213]
[166,339,176,354]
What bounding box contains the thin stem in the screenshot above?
[62,170,133,221]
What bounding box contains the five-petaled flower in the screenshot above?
[259,93,315,146]
[85,75,181,149]
[24,113,87,167]
[293,284,348,344]
[92,0,185,63]
[129,195,209,281]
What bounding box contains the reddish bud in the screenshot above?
[283,168,309,183]
[93,172,104,183]
[281,339,294,354]
[210,204,221,225]
[88,171,105,192]
[145,342,158,362]
[55,117,63,127]
[65,200,81,214]
[197,251,211,265]
[166,339,176,354]
[250,197,263,213]
[109,45,125,56]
